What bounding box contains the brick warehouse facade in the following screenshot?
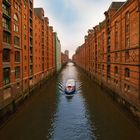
[73,0,140,118]
[0,0,62,116]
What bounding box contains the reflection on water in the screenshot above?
[48,62,140,140]
[49,62,95,140]
[0,62,140,140]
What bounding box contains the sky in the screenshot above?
[34,0,125,58]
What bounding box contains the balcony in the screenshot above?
[30,57,33,64]
[30,10,33,19]
[3,0,11,6]
[3,9,11,19]
[3,24,10,33]
[30,45,33,48]
[30,71,33,76]
[30,49,33,56]
[30,38,33,43]
[30,1,33,8]
[3,41,11,49]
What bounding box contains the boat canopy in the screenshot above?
[66,79,75,87]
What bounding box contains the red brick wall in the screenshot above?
[73,0,140,108]
[44,17,49,76]
[0,0,2,88]
[22,0,30,82]
[33,14,43,84]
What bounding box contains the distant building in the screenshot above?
[61,52,68,65]
[48,26,55,74]
[65,50,69,59]
[54,32,61,72]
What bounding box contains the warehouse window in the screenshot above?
[125,68,130,77]
[114,66,118,76]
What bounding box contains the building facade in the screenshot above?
[0,0,23,110]
[48,26,55,75]
[73,0,140,118]
[61,52,69,66]
[22,0,33,94]
[33,8,44,86]
[0,1,58,115]
[54,32,61,72]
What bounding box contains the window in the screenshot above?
[115,66,118,75]
[3,31,11,43]
[14,24,19,32]
[102,65,104,70]
[125,68,130,77]
[3,67,10,85]
[15,3,20,12]
[15,66,20,79]
[14,14,18,22]
[125,24,129,34]
[115,31,118,49]
[125,11,130,49]
[24,35,26,40]
[14,36,20,46]
[125,12,130,22]
[2,17,10,30]
[125,37,130,48]
[107,65,111,79]
[24,45,26,50]
[3,49,10,62]
[115,21,118,30]
[24,14,26,19]
[125,50,129,61]
[24,24,26,30]
[15,51,20,62]
[2,3,10,16]
[24,4,26,9]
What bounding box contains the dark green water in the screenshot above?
[0,62,140,140]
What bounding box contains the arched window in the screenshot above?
[14,14,18,22]
[125,68,130,77]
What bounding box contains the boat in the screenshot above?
[65,79,76,94]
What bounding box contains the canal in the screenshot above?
[0,62,140,140]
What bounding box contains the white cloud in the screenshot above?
[34,0,125,58]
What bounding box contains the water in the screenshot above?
[0,62,140,140]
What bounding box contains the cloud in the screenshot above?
[34,0,125,58]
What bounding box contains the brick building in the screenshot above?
[0,0,23,110]
[22,0,33,94]
[54,32,62,72]
[48,26,55,75]
[73,0,140,118]
[61,52,69,66]
[0,1,57,115]
[33,8,44,85]
[44,17,49,77]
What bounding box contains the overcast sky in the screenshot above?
[34,0,125,58]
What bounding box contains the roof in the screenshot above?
[109,2,125,10]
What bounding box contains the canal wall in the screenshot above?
[78,65,140,126]
[0,70,56,125]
